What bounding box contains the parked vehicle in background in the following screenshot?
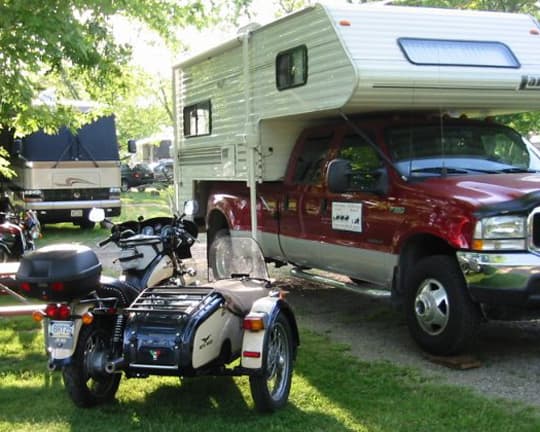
[0,115,121,229]
[121,163,154,192]
[0,208,40,262]
[152,159,173,183]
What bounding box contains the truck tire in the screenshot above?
[208,228,231,279]
[404,255,480,356]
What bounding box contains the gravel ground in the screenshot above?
[95,232,540,411]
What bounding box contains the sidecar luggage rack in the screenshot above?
[125,286,215,315]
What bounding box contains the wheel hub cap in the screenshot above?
[414,278,449,336]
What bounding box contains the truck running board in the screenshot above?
[290,267,390,299]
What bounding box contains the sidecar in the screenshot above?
[109,236,299,413]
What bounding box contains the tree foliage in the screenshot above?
[0,0,242,135]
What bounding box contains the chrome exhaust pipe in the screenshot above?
[105,357,126,374]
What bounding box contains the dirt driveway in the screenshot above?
[96,232,540,409]
[281,275,540,408]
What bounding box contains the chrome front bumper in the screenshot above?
[457,251,540,306]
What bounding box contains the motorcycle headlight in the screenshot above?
[473,215,526,250]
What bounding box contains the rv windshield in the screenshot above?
[386,123,540,177]
[20,116,119,162]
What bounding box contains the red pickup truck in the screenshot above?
[202,114,540,355]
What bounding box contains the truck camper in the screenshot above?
[173,3,540,354]
[0,115,121,229]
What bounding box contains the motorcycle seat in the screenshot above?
[209,278,269,316]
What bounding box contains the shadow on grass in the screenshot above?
[0,374,356,432]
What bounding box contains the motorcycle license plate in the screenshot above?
[48,321,74,350]
[70,210,83,217]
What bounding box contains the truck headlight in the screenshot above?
[473,215,526,250]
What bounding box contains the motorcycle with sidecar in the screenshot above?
[17,205,299,413]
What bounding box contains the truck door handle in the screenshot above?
[320,199,328,214]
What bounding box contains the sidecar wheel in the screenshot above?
[249,313,294,413]
[62,323,120,407]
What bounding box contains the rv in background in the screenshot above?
[0,115,121,229]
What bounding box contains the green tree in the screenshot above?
[0,0,254,175]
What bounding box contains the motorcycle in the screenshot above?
[0,209,40,262]
[17,204,299,413]
[15,203,199,403]
[91,205,199,289]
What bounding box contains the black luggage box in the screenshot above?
[16,244,102,301]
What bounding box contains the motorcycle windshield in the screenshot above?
[209,236,268,281]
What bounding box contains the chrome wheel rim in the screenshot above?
[414,278,449,336]
[265,321,290,401]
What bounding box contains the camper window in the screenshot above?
[183,101,211,137]
[276,45,308,90]
[398,38,519,68]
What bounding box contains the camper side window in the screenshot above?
[276,45,308,91]
[184,101,211,137]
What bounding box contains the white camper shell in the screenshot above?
[173,3,540,194]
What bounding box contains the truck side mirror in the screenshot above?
[326,159,351,193]
[12,139,22,157]
[127,139,137,154]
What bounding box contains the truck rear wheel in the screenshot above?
[208,228,231,279]
[405,255,480,356]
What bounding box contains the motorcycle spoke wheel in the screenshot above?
[249,313,294,412]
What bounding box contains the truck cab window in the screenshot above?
[386,124,533,176]
[338,134,383,191]
[293,133,332,184]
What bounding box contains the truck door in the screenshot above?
[318,131,400,286]
[278,129,334,266]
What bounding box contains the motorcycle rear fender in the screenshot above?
[46,303,92,362]
[241,296,299,370]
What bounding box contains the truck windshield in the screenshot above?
[20,116,119,162]
[385,123,540,177]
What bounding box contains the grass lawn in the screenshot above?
[1,190,539,431]
[1,321,539,432]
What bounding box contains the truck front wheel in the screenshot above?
[405,255,480,356]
